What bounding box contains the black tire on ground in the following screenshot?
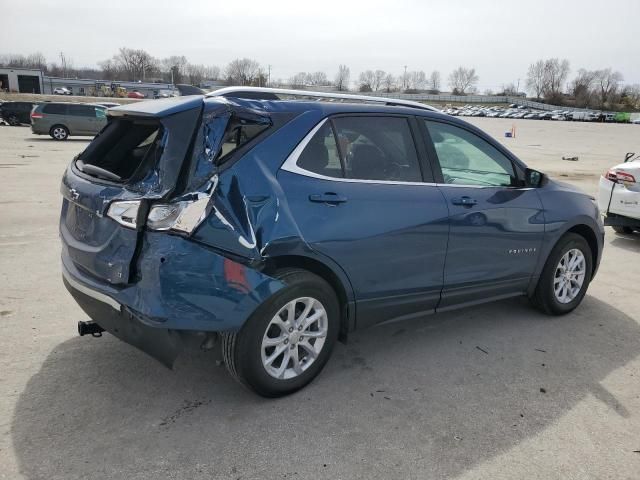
[49,125,69,141]
[612,225,634,234]
[221,268,340,397]
[8,115,20,126]
[530,233,593,316]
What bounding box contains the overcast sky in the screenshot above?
[3,0,640,89]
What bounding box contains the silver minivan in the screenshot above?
[31,103,107,140]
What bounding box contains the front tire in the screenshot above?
[222,269,340,397]
[531,233,592,315]
[50,125,69,141]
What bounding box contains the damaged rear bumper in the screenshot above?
[63,275,185,367]
[62,231,286,363]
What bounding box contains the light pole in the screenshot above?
[403,65,407,90]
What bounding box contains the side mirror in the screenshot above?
[525,168,546,188]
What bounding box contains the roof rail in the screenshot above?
[206,86,439,112]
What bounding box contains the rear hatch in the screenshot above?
[60,96,204,285]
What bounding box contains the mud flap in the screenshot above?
[64,278,184,368]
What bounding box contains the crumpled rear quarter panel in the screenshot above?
[124,232,286,331]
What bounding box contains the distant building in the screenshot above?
[0,67,45,93]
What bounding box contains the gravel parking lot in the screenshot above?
[1,119,639,479]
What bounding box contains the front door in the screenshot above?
[279,115,449,328]
[422,119,545,309]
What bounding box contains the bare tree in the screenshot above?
[307,71,328,85]
[335,64,350,91]
[0,52,48,71]
[448,67,479,94]
[204,65,220,80]
[621,84,640,110]
[382,73,396,93]
[542,58,570,100]
[428,70,441,93]
[594,68,623,108]
[358,70,375,91]
[500,83,518,95]
[373,70,386,91]
[161,55,188,83]
[526,60,545,99]
[225,58,261,86]
[407,70,427,91]
[570,69,597,107]
[110,48,158,81]
[289,72,307,88]
[186,64,207,86]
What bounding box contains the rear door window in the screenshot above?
[68,104,95,117]
[296,122,343,178]
[42,104,68,115]
[295,116,422,182]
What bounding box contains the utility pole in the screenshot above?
[516,78,520,95]
[268,65,271,87]
[403,65,408,90]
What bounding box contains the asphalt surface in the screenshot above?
[1,119,639,479]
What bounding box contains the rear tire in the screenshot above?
[7,115,20,126]
[612,225,633,234]
[221,269,339,397]
[50,125,69,141]
[530,233,592,315]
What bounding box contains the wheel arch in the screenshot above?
[264,254,355,341]
[566,223,600,278]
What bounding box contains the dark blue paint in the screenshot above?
[437,186,545,308]
[62,231,285,331]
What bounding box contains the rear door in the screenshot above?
[60,103,202,285]
[67,104,96,134]
[279,114,449,328]
[421,119,545,309]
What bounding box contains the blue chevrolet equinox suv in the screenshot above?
[60,87,604,396]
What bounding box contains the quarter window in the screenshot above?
[217,116,270,163]
[424,120,515,187]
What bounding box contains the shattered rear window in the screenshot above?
[76,119,163,182]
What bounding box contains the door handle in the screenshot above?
[309,192,348,205]
[451,196,477,207]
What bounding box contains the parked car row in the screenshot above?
[440,105,636,123]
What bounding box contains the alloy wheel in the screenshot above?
[553,248,586,304]
[53,127,67,140]
[260,297,328,380]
